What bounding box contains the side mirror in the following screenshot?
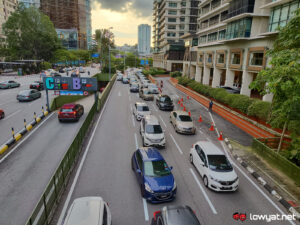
[169,166,173,170]
[136,169,141,174]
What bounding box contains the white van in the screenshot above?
[63,197,112,225]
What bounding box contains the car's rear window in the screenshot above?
[61,108,74,112]
[19,90,31,95]
[166,208,201,225]
[160,97,171,102]
[137,106,149,111]
[144,160,171,177]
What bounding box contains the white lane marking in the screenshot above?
[143,198,149,221]
[170,134,183,155]
[190,168,218,214]
[159,115,167,128]
[199,130,204,134]
[134,133,138,149]
[209,112,215,126]
[3,109,22,121]
[174,94,179,98]
[57,81,115,225]
[118,91,121,96]
[0,112,55,164]
[127,89,130,95]
[132,115,136,127]
[151,103,158,112]
[130,104,133,112]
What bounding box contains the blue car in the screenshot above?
[131,147,177,203]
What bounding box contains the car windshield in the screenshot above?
[143,90,151,94]
[146,125,162,134]
[178,115,192,121]
[161,97,171,102]
[137,106,149,111]
[207,155,233,172]
[0,81,8,84]
[144,160,171,177]
[148,84,157,88]
[132,84,138,88]
[61,108,73,112]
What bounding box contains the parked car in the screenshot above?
[17,89,41,102]
[59,68,65,73]
[58,103,84,122]
[0,80,20,89]
[140,115,165,148]
[63,197,112,225]
[151,205,201,225]
[141,79,151,88]
[51,72,61,77]
[3,68,13,73]
[217,86,240,94]
[139,88,154,101]
[30,81,44,91]
[130,83,139,93]
[148,84,159,94]
[190,141,239,192]
[170,111,196,134]
[0,109,4,119]
[156,94,174,111]
[133,102,151,121]
[131,147,176,203]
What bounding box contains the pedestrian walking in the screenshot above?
[209,100,213,112]
[88,71,90,76]
[160,80,163,89]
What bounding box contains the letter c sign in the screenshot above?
[45,77,54,89]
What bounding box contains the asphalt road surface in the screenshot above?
[0,67,99,225]
[52,75,299,225]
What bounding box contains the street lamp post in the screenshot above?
[109,45,111,80]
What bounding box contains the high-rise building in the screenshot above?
[138,24,151,56]
[0,0,18,39]
[152,0,200,71]
[181,0,300,102]
[40,0,91,50]
[18,0,40,8]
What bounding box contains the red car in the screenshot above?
[58,104,84,122]
[0,109,4,119]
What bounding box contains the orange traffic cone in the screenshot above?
[181,97,183,102]
[187,96,190,100]
[218,132,224,141]
[198,115,202,123]
[183,106,186,111]
[188,111,191,116]
[180,102,183,107]
[209,123,214,131]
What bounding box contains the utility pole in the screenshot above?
[109,45,111,80]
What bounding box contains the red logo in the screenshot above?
[233,212,247,222]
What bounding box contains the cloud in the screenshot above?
[93,0,153,17]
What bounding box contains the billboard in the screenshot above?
[92,53,100,58]
[43,77,98,91]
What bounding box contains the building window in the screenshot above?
[199,35,207,44]
[201,20,209,29]
[180,17,185,22]
[228,0,255,18]
[168,18,176,22]
[168,10,177,15]
[269,1,300,32]
[209,15,219,26]
[169,2,177,7]
[168,25,176,30]
[199,54,204,63]
[226,17,252,40]
[211,0,221,10]
[202,4,210,14]
[218,30,226,40]
[207,54,213,63]
[217,53,225,64]
[179,32,184,36]
[208,32,218,42]
[249,52,264,66]
[180,24,185,30]
[221,10,228,21]
[180,9,186,15]
[231,53,241,65]
[181,1,186,7]
[167,32,176,37]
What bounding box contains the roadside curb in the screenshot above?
[224,137,300,220]
[0,110,50,155]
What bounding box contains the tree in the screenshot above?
[250,8,300,158]
[1,5,61,61]
[94,29,115,67]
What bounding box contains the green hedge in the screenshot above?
[170,71,182,77]
[50,95,87,111]
[143,68,166,76]
[178,76,271,121]
[93,73,111,82]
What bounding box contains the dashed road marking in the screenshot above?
[142,198,149,221]
[159,115,167,128]
[170,134,183,154]
[132,115,136,127]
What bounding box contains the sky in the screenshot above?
[91,0,153,46]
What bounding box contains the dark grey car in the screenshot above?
[17,89,41,102]
[151,205,201,225]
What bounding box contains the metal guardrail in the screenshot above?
[24,75,116,225]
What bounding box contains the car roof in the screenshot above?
[144,115,159,124]
[173,111,189,116]
[64,197,104,225]
[136,102,147,106]
[163,205,201,225]
[62,103,77,109]
[196,141,224,155]
[138,147,163,161]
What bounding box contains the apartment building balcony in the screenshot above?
[222,13,269,24]
[199,3,229,21]
[196,23,226,35]
[260,0,294,9]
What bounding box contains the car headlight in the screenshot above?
[172,181,177,191]
[145,183,154,193]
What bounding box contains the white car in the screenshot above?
[133,102,151,121]
[140,115,165,148]
[63,197,112,225]
[148,84,159,94]
[190,141,239,192]
[141,80,151,88]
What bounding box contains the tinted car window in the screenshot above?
[160,97,171,102]
[166,208,201,225]
[144,160,171,177]
[145,125,162,134]
[136,151,143,169]
[178,115,192,121]
[143,90,150,94]
[19,90,31,95]
[61,108,73,112]
[137,106,149,111]
[207,155,233,172]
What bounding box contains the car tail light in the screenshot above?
[37,85,40,88]
[58,111,62,115]
[73,111,76,115]
[153,211,161,220]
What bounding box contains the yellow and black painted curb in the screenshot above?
[0,110,50,155]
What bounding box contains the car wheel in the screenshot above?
[140,185,145,198]
[58,119,62,122]
[203,176,208,188]
[190,154,193,164]
[0,112,4,119]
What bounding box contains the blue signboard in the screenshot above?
[146,60,149,65]
[60,91,84,96]
[43,77,98,91]
[92,53,100,58]
[140,60,145,65]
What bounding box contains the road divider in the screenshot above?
[0,107,50,156]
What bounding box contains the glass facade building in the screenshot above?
[56,29,78,50]
[226,17,252,39]
[228,0,255,18]
[18,0,40,8]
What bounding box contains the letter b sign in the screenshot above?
[73,78,81,90]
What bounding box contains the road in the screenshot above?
[0,67,100,225]
[0,67,100,144]
[52,75,299,225]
